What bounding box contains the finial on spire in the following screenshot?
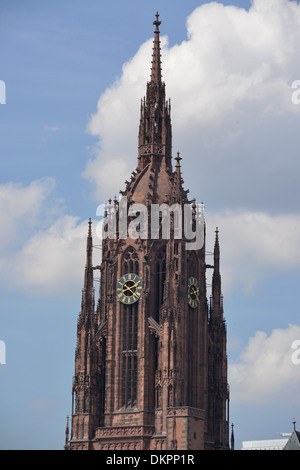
[175,151,182,167]
[153,12,161,32]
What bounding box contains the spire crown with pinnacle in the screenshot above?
[150,12,162,84]
[137,13,172,174]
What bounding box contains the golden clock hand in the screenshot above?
[123,285,134,295]
[191,287,200,295]
[122,283,139,296]
[124,280,140,291]
[130,287,141,299]
[190,287,200,303]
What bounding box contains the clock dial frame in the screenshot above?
[117,273,142,305]
[188,276,200,309]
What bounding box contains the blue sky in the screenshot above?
[1,0,300,450]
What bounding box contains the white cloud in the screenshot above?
[0,178,56,253]
[205,209,300,294]
[0,213,100,297]
[83,0,300,213]
[229,324,300,405]
[0,179,95,297]
[5,216,88,296]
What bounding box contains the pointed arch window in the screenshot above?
[155,248,166,320]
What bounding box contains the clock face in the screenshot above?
[117,273,142,305]
[188,277,200,309]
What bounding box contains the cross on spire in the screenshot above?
[175,151,182,167]
[153,12,161,31]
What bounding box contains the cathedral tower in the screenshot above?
[67,13,230,451]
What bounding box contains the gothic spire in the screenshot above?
[170,152,183,203]
[214,227,220,273]
[151,12,162,84]
[71,219,97,443]
[64,416,69,450]
[137,12,172,174]
[231,424,235,450]
[87,217,92,261]
[81,218,94,315]
[211,227,223,321]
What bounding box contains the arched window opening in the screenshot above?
[121,248,139,408]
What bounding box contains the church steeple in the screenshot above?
[214,227,220,275]
[68,13,230,451]
[211,227,223,321]
[208,227,229,448]
[70,219,99,448]
[81,218,94,315]
[138,12,172,172]
[150,12,162,84]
